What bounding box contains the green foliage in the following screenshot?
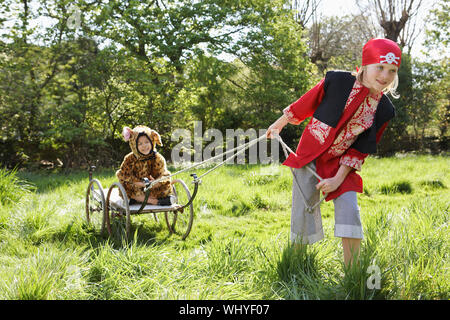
[0,0,314,168]
[409,58,449,148]
[0,0,448,169]
[424,0,449,49]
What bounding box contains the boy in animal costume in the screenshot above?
[116,125,174,205]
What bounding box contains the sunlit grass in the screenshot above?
[0,155,448,300]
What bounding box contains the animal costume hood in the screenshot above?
[117,125,172,201]
[122,125,163,161]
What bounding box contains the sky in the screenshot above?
[318,0,361,16]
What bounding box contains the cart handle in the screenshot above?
[178,174,201,210]
[135,173,201,214]
[88,165,96,182]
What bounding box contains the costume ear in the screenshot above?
[151,130,163,146]
[122,127,133,142]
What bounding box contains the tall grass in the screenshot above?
[0,155,448,300]
[0,167,35,207]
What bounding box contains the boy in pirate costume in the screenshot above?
[266,38,401,267]
[116,125,174,206]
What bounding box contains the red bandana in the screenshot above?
[362,38,402,68]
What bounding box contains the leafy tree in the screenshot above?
[0,0,91,167]
[226,1,315,133]
[418,0,449,150]
[409,59,448,150]
[308,13,378,75]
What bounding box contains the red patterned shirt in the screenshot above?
[282,78,389,201]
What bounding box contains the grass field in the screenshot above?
[0,155,448,300]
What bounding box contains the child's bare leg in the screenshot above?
[131,194,158,205]
[293,242,307,252]
[342,237,361,267]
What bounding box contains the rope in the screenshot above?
[145,134,267,190]
[196,134,266,180]
[145,130,327,213]
[272,131,327,213]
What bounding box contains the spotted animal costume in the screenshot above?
[116,126,173,201]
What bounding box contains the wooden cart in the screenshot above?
[85,166,200,241]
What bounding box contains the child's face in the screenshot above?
[137,135,152,155]
[364,63,398,93]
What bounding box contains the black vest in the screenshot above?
[312,71,395,154]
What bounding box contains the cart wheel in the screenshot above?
[165,179,194,240]
[105,182,131,242]
[85,179,106,234]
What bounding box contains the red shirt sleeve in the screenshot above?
[339,148,367,171]
[283,78,325,124]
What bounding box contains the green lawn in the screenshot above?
[0,155,448,299]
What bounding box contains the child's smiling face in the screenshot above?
[364,63,398,94]
[137,135,152,155]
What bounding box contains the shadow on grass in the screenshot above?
[379,180,413,195]
[17,163,283,196]
[17,168,116,194]
[49,213,174,251]
[419,179,446,189]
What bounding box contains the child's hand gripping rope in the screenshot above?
[315,177,342,194]
[268,130,328,213]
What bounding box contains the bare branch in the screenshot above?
[358,0,424,46]
[291,0,322,28]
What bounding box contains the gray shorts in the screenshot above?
[290,161,364,245]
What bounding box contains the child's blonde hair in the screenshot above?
[352,66,400,99]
